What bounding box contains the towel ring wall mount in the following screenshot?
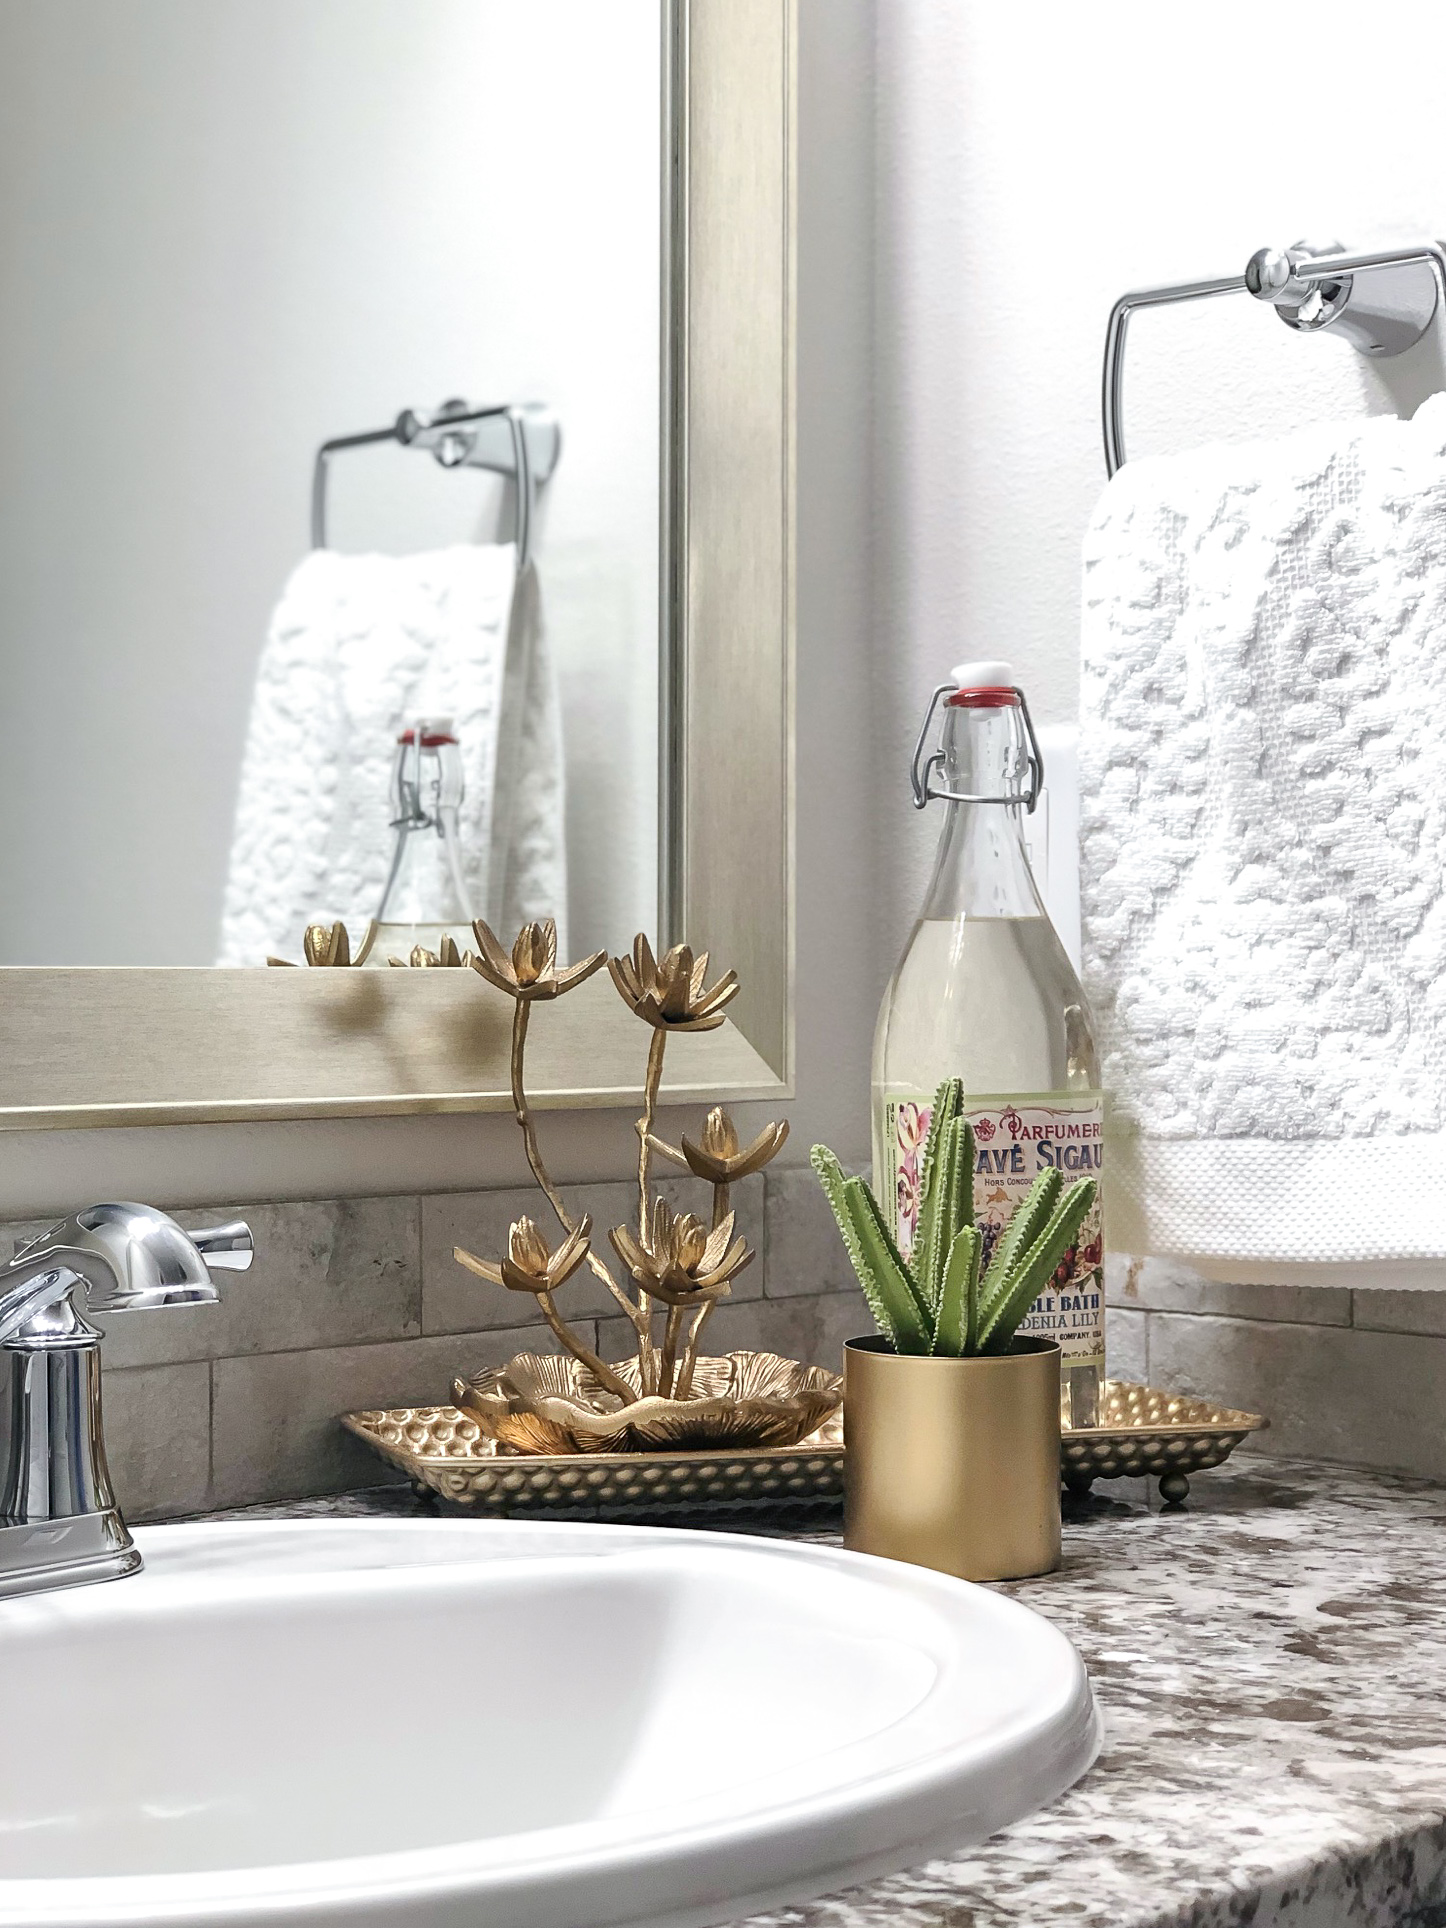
[311,399,561,562]
[1103,240,1446,476]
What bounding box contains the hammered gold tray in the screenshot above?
[341,1404,846,1520]
[342,1379,1265,1518]
[1063,1382,1267,1503]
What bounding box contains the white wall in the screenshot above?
[871,0,1446,955]
[0,0,660,966]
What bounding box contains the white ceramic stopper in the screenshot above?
[950,659,1014,690]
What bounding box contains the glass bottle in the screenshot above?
[372,716,476,961]
[871,661,1105,1427]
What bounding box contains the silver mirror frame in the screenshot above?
[0,0,795,1131]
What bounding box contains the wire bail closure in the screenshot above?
[909,685,1044,813]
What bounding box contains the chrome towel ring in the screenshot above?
[1102,240,1446,476]
[310,399,562,565]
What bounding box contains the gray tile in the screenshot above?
[764,1163,862,1298]
[102,1362,211,1522]
[210,1321,590,1508]
[2,1216,54,1256]
[1352,1290,1446,1337]
[599,1288,867,1381]
[1148,1313,1446,1481]
[422,1183,639,1334]
[3,1200,422,1370]
[1106,1306,1148,1384]
[592,1317,647,1378]
[1106,1253,1350,1327]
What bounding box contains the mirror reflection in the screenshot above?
[0,0,663,966]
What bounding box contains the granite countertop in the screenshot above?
[202,1455,1446,1928]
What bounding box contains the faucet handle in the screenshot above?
[189,1222,255,1271]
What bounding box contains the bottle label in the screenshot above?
[884,1092,1105,1367]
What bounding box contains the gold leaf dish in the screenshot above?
[453,1349,842,1456]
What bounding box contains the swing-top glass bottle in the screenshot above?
[871,661,1106,1427]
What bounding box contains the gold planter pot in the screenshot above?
[844,1336,1061,1583]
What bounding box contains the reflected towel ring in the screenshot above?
[309,399,562,566]
[1102,240,1446,477]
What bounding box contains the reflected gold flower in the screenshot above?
[469,918,606,1002]
[267,919,379,967]
[607,935,739,1032]
[390,935,475,969]
[681,1107,789,1184]
[455,1214,593,1298]
[609,1201,753,1306]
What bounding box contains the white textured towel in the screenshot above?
[1080,394,1446,1282]
[218,544,566,966]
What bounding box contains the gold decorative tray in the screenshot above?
[343,1379,1264,1518]
[1062,1382,1267,1503]
[341,1405,846,1521]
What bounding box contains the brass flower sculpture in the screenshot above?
[459,1214,592,1298]
[448,917,818,1450]
[607,935,739,1032]
[473,918,607,1001]
[678,1108,790,1185]
[267,919,379,968]
[389,934,475,969]
[456,1349,841,1457]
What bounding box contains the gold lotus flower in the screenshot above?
[469,918,606,1002]
[267,919,379,967]
[607,936,739,1032]
[681,1107,789,1184]
[455,1214,593,1297]
[609,1200,752,1306]
[390,935,475,969]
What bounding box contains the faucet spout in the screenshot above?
[0,1202,253,1597]
[0,1203,241,1345]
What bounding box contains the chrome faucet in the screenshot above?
[0,1203,253,1598]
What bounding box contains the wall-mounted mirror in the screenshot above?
[0,0,794,1125]
[1,0,662,968]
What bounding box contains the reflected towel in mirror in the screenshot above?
[217,543,565,966]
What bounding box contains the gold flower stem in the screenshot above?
[637,1028,668,1223]
[643,1131,687,1169]
[657,1304,685,1398]
[535,1290,635,1404]
[711,1179,731,1233]
[509,999,573,1229]
[675,1299,716,1399]
[510,998,648,1357]
[633,1026,669,1391]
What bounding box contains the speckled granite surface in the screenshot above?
[204,1457,1446,1928]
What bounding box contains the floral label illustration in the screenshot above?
[884,1092,1105,1367]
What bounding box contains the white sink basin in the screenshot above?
[0,1518,1099,1928]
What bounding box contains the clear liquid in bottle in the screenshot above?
[872,664,1105,1427]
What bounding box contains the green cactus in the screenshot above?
[810,1078,1097,1359]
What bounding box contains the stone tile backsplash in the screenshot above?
[1107,1254,1446,1482]
[10,1173,1443,1520]
[4,1168,876,1520]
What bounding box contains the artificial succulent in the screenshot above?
[811,1078,1097,1357]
